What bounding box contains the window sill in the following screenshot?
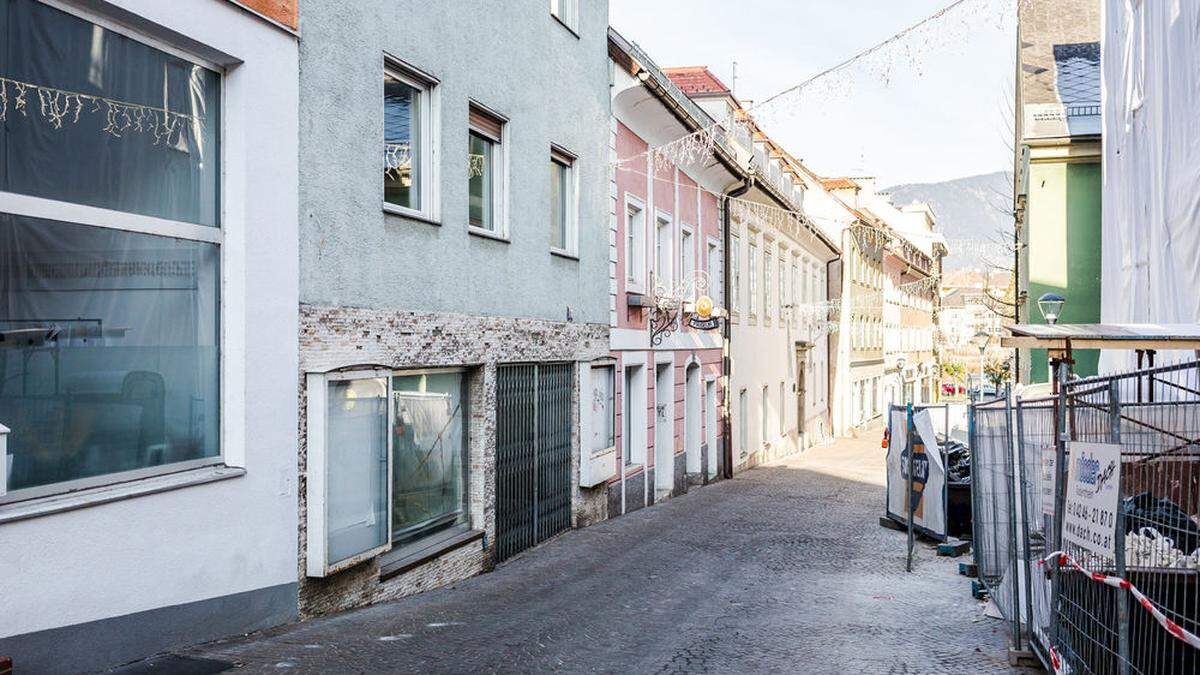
[0,465,244,525]
[550,14,581,39]
[379,526,484,581]
[468,226,510,243]
[550,248,579,261]
[383,202,441,226]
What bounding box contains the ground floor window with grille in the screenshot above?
[305,368,470,577]
[495,363,573,562]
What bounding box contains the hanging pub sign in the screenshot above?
[687,295,721,331]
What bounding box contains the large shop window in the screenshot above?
[0,0,222,502]
[391,370,467,546]
[306,369,470,577]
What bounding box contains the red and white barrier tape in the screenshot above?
[1039,551,1200,652]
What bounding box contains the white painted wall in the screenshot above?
[728,191,834,466]
[0,0,299,640]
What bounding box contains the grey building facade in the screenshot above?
[295,0,612,616]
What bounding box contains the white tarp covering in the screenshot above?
[885,408,947,539]
[1101,0,1200,370]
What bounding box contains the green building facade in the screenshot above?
[1014,3,1102,384]
[1022,155,1102,382]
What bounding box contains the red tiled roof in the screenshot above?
[821,177,858,191]
[663,66,732,96]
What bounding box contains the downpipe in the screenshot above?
[722,176,752,479]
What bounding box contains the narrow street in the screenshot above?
[164,436,1017,674]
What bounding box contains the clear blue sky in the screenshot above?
[609,0,1016,187]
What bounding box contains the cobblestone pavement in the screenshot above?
[168,435,1028,674]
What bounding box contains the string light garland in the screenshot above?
[727,197,819,244]
[0,76,199,146]
[384,142,412,181]
[467,153,486,178]
[615,164,1004,265]
[615,0,1018,171]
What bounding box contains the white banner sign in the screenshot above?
[1040,445,1057,517]
[1062,442,1122,562]
[885,408,947,539]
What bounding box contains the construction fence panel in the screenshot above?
[983,360,1200,674]
[970,390,1024,648]
[1050,362,1200,675]
[1014,397,1057,663]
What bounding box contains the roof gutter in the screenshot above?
[633,69,743,178]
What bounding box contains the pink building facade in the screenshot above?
[591,30,747,517]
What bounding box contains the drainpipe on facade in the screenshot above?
[825,254,837,438]
[722,177,752,480]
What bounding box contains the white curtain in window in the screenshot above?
[0,214,219,491]
[1,0,221,226]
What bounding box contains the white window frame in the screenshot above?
[654,210,673,292]
[706,236,720,307]
[305,369,394,577]
[778,381,786,435]
[0,5,232,506]
[748,237,759,320]
[382,56,440,223]
[587,363,616,457]
[760,385,769,443]
[549,0,580,33]
[792,256,801,328]
[763,243,773,326]
[624,194,647,293]
[730,233,741,319]
[738,389,748,457]
[623,360,648,467]
[777,254,786,323]
[467,100,509,239]
[549,144,578,256]
[679,223,696,302]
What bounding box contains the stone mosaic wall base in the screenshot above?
[296,304,607,617]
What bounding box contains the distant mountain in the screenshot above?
[884,171,1015,271]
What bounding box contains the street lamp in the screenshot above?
[971,330,991,400]
[1037,292,1066,325]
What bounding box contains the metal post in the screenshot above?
[532,365,540,545]
[1014,398,1036,650]
[1049,358,1070,661]
[968,399,981,563]
[1004,384,1023,649]
[905,402,916,573]
[978,349,986,401]
[1110,379,1130,675]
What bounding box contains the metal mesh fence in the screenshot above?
[1014,397,1057,660]
[973,360,1200,673]
[1053,361,1200,674]
[970,391,1023,647]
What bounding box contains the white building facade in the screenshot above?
[0,0,301,671]
[666,67,839,470]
